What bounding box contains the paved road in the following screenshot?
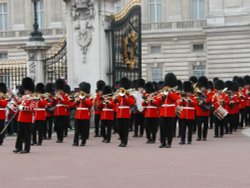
[1,129,250,188]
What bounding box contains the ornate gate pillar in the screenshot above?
[63,0,116,91]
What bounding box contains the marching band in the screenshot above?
[1,73,250,153]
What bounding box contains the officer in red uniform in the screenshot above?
[99,86,116,143]
[63,84,72,137]
[196,76,212,141]
[159,73,179,148]
[0,83,8,145]
[93,80,105,137]
[72,82,93,146]
[54,79,69,143]
[207,81,215,129]
[45,83,55,139]
[243,75,250,127]
[115,77,135,147]
[32,83,47,146]
[212,80,229,138]
[178,81,196,145]
[13,77,36,154]
[237,77,247,129]
[142,82,161,144]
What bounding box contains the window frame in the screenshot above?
[148,0,163,23]
[0,2,8,31]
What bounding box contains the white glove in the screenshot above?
[19,105,24,111]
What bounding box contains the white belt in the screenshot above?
[118,106,130,109]
[77,107,89,110]
[162,104,175,107]
[146,106,157,109]
[0,108,5,111]
[181,107,195,110]
[35,108,45,111]
[103,108,114,112]
[56,104,67,107]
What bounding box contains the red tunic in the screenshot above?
[159,91,180,117]
[34,98,47,121]
[54,92,69,116]
[212,92,230,111]
[100,98,116,120]
[227,92,240,114]
[195,90,213,117]
[177,95,196,120]
[73,97,93,120]
[0,98,8,120]
[116,94,135,119]
[142,95,161,118]
[93,93,102,115]
[17,95,36,123]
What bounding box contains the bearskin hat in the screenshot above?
[102,85,112,95]
[56,79,65,90]
[232,82,239,92]
[213,77,219,84]
[0,83,7,94]
[64,84,71,94]
[35,83,45,93]
[18,86,24,96]
[177,80,183,91]
[189,76,198,84]
[207,81,214,90]
[243,75,250,85]
[145,82,155,94]
[237,77,245,87]
[79,82,90,94]
[120,77,131,90]
[183,81,193,93]
[164,73,177,88]
[96,80,106,92]
[215,80,224,90]
[45,83,54,93]
[233,76,239,83]
[136,78,145,89]
[22,77,35,92]
[198,76,208,89]
[225,80,233,91]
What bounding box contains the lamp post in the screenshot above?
[29,0,44,41]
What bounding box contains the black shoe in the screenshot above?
[214,135,219,138]
[102,139,106,142]
[80,143,85,146]
[150,140,155,144]
[19,150,30,154]
[37,143,42,146]
[133,134,138,137]
[179,142,185,145]
[146,140,151,144]
[31,143,37,146]
[119,143,123,147]
[120,143,126,147]
[94,135,99,137]
[203,138,207,141]
[187,142,191,144]
[165,144,171,148]
[72,143,78,146]
[159,144,166,148]
[139,135,143,137]
[56,140,63,143]
[105,140,110,143]
[196,138,201,141]
[13,149,21,153]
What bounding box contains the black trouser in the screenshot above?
[101,120,113,142]
[180,119,193,143]
[94,114,101,136]
[197,116,209,139]
[239,109,246,128]
[54,116,66,142]
[209,114,214,129]
[134,113,144,136]
[15,122,32,152]
[214,117,225,137]
[0,120,5,144]
[159,117,175,146]
[193,117,197,133]
[74,119,90,145]
[46,117,54,139]
[32,120,45,144]
[116,118,129,145]
[246,106,250,126]
[145,118,158,142]
[227,114,238,134]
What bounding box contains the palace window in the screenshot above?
[0,52,8,60]
[193,64,206,78]
[149,0,162,23]
[114,1,122,13]
[193,43,204,52]
[37,0,44,29]
[0,3,8,31]
[151,67,163,82]
[191,0,205,20]
[150,46,161,54]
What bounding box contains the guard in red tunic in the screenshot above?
[212,80,230,138]
[72,82,93,146]
[93,80,105,137]
[32,83,47,146]
[237,77,247,129]
[243,75,250,127]
[178,81,196,145]
[142,82,161,144]
[195,76,212,141]
[45,83,55,139]
[13,77,36,154]
[0,83,8,145]
[99,86,116,143]
[115,77,135,147]
[54,79,69,143]
[159,73,180,148]
[63,84,72,137]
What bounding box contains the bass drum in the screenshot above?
[132,91,145,112]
